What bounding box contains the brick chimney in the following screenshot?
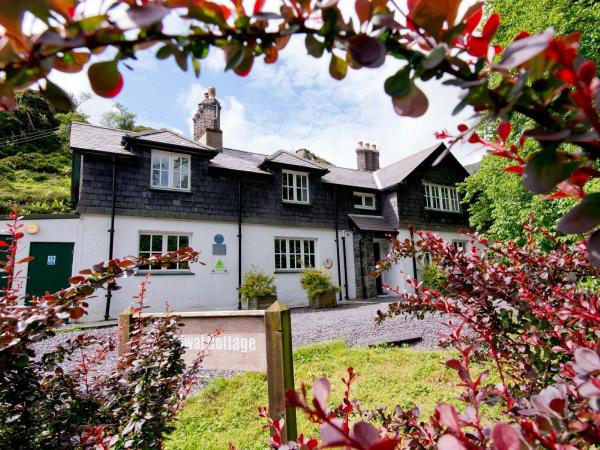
[356,141,380,171]
[193,86,223,148]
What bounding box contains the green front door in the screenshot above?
[26,242,74,297]
[0,235,12,291]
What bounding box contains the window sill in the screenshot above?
[135,270,195,276]
[149,187,192,194]
[354,206,376,211]
[424,208,462,214]
[282,200,311,206]
[274,270,304,274]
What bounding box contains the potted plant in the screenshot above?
[239,266,278,310]
[300,269,340,309]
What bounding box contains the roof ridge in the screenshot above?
[273,149,324,169]
[71,121,131,133]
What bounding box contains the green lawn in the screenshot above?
[166,341,464,450]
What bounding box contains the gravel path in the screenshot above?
[31,301,448,382]
[291,301,448,349]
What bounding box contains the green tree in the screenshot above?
[458,0,600,243]
[488,0,600,67]
[100,102,151,131]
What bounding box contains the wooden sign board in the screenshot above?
[133,311,268,371]
[118,303,297,443]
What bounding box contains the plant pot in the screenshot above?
[309,290,337,309]
[248,295,278,310]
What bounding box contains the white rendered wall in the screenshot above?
[379,228,472,296]
[11,214,356,322]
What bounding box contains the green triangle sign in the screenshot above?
[215,259,224,270]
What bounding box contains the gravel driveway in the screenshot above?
[31,301,447,380]
[291,301,447,349]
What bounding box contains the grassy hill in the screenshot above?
[0,92,82,215]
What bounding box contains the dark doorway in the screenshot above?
[373,242,383,295]
[26,242,74,298]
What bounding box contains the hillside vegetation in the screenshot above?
[0,92,151,215]
[0,91,81,215]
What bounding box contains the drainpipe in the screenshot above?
[341,235,349,300]
[358,235,367,299]
[237,177,243,310]
[104,156,117,321]
[333,188,342,301]
[409,225,419,289]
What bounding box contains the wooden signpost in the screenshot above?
[118,301,297,443]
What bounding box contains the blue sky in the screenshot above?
[48,1,484,169]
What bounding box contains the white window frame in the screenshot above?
[150,150,191,191]
[452,240,468,252]
[353,192,376,210]
[281,170,309,204]
[424,182,461,212]
[274,237,316,272]
[138,232,192,271]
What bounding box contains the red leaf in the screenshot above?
[437,403,461,432]
[481,12,500,39]
[126,4,169,28]
[0,241,9,247]
[392,83,429,117]
[463,6,482,35]
[438,434,467,450]
[465,36,489,58]
[355,0,371,25]
[498,121,511,142]
[69,276,86,284]
[497,29,554,68]
[468,132,481,143]
[445,358,462,370]
[88,61,123,98]
[457,123,468,132]
[492,423,521,450]
[586,230,600,268]
[577,60,597,85]
[16,256,34,264]
[348,34,386,68]
[504,165,524,175]
[352,421,380,447]
[312,377,330,410]
[253,0,266,14]
[70,306,85,320]
[320,419,348,446]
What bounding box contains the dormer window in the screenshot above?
[151,150,190,191]
[353,192,375,210]
[424,182,460,212]
[282,170,309,204]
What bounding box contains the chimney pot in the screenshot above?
[193,87,222,148]
[355,141,380,172]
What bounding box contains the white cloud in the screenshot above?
[177,31,483,168]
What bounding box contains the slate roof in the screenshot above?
[126,129,213,152]
[209,148,271,175]
[321,166,378,190]
[263,150,328,171]
[464,161,481,174]
[69,122,457,190]
[69,122,133,156]
[348,214,397,233]
[374,144,441,189]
